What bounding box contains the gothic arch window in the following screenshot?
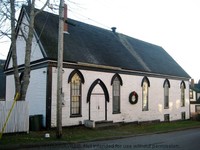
[141,76,150,111]
[180,81,186,107]
[68,69,85,84]
[163,79,170,109]
[68,70,84,117]
[111,74,123,114]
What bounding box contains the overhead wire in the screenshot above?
[68,8,111,30]
[17,1,114,59]
[31,10,50,57]
[66,0,112,31]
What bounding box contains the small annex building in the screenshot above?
[190,80,200,119]
[4,5,190,128]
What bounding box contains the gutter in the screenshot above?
[4,59,190,81]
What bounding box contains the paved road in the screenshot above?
[20,128,200,150]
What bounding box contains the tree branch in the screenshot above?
[35,0,50,16]
[19,26,28,42]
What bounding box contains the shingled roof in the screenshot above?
[24,6,190,78]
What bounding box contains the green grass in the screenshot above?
[1,120,200,147]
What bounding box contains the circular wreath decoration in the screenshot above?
[129,91,138,104]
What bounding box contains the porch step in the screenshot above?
[95,121,119,128]
[84,120,120,128]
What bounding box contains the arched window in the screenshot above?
[163,79,170,109]
[180,81,186,107]
[141,76,150,111]
[68,70,84,117]
[111,74,122,114]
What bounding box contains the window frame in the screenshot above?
[164,114,170,122]
[111,74,123,114]
[164,79,170,109]
[196,92,200,101]
[70,73,82,117]
[68,70,84,118]
[181,112,186,120]
[112,76,121,114]
[189,89,193,99]
[180,81,186,107]
[141,76,150,111]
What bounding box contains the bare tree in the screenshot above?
[10,0,21,97]
[1,0,49,100]
[20,0,49,100]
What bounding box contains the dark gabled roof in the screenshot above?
[191,82,200,93]
[24,6,190,78]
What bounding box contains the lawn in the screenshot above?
[1,120,200,148]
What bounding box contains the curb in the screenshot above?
[1,141,69,150]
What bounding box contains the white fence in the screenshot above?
[0,101,29,133]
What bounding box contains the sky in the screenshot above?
[0,0,200,82]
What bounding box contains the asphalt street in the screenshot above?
[20,128,200,150]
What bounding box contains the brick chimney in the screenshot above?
[64,4,68,32]
[191,79,194,87]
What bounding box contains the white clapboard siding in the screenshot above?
[0,101,29,133]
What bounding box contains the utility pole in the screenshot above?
[56,0,64,139]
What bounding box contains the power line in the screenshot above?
[68,8,111,30]
[32,11,50,57]
[66,0,112,30]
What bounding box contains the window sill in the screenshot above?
[113,112,121,114]
[142,110,149,111]
[70,115,82,118]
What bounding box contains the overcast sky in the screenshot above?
[1,0,199,82]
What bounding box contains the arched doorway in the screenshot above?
[87,79,109,121]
